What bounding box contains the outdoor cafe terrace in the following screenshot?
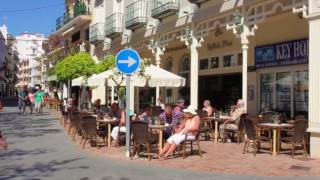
[46,102,320,177]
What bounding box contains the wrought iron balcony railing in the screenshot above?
[105,13,123,38]
[125,0,147,30]
[55,1,90,30]
[151,0,179,19]
[89,23,105,43]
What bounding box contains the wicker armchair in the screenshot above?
[279,119,308,157]
[130,121,158,161]
[82,116,105,149]
[181,130,202,159]
[242,114,272,156]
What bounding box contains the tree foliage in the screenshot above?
[96,55,115,73]
[55,52,97,81]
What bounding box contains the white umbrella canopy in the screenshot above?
[87,70,113,86]
[72,76,84,87]
[144,65,185,87]
[106,65,185,87]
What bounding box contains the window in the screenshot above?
[223,55,236,67]
[165,57,173,72]
[210,57,219,68]
[199,59,209,70]
[260,70,308,117]
[238,53,243,66]
[179,54,190,100]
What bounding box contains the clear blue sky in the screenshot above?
[0,0,64,36]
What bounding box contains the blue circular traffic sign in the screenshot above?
[115,48,141,75]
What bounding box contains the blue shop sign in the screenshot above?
[255,39,308,68]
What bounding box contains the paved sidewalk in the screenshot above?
[0,101,318,180]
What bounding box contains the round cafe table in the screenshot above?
[256,123,294,155]
[205,116,230,142]
[97,118,118,147]
[149,124,172,152]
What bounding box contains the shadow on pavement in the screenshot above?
[0,158,88,180]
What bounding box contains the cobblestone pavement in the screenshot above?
[0,98,318,180]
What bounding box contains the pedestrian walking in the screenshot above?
[27,89,35,114]
[18,86,28,115]
[35,88,44,114]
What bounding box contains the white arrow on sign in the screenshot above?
[118,56,137,68]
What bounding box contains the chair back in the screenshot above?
[71,111,82,130]
[260,111,280,123]
[82,116,97,137]
[131,121,149,144]
[241,114,257,141]
[293,119,307,142]
[295,115,306,120]
[198,110,208,119]
[69,111,80,125]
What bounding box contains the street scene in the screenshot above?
[1,0,320,180]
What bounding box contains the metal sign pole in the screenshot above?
[125,75,131,157]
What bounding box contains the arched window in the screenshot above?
[179,54,190,101]
[165,57,173,72]
[180,54,190,85]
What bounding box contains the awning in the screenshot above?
[47,75,57,82]
[107,65,185,87]
[72,76,84,86]
[87,70,112,86]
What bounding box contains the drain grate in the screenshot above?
[289,165,311,171]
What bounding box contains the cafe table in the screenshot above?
[97,118,118,147]
[256,123,294,155]
[206,116,230,142]
[149,124,172,152]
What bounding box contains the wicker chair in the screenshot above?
[279,119,308,157]
[242,114,272,156]
[68,111,79,135]
[130,121,158,161]
[82,116,105,149]
[71,112,84,141]
[198,110,214,141]
[181,130,202,159]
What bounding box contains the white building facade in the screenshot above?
[15,33,47,86]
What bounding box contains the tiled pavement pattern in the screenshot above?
[0,98,319,180]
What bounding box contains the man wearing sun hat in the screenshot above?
[158,105,201,160]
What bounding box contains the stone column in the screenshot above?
[182,35,202,109]
[189,40,200,108]
[307,0,320,157]
[226,13,257,111]
[149,43,165,106]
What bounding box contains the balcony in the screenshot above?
[55,1,92,34]
[125,0,147,30]
[151,0,179,20]
[188,0,209,4]
[105,13,123,38]
[89,23,104,44]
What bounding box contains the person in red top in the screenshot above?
[158,106,201,160]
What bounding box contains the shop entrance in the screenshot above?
[199,74,242,111]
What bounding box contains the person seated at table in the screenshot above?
[158,106,201,160]
[202,100,216,117]
[65,98,78,112]
[159,105,182,138]
[93,99,101,114]
[219,99,246,143]
[174,99,185,113]
[110,102,126,146]
[157,98,165,110]
[132,104,151,123]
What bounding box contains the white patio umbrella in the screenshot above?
[107,65,185,87]
[87,70,113,86]
[71,76,84,87]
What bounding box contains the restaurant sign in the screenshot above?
[255,39,308,68]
